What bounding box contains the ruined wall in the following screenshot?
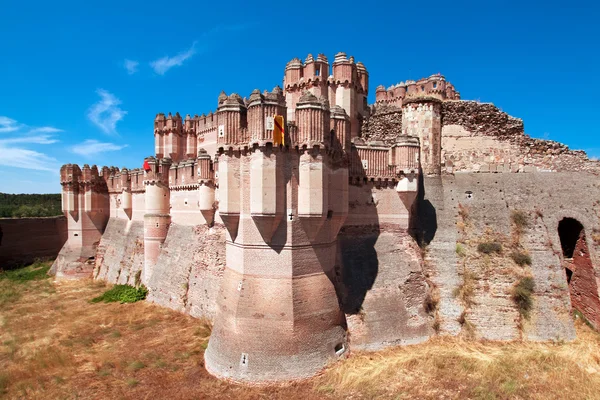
[0,216,68,269]
[360,104,402,145]
[421,173,600,341]
[442,101,600,173]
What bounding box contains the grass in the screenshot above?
[90,284,148,304]
[0,261,50,283]
[512,277,535,319]
[511,250,532,266]
[477,242,502,254]
[453,271,477,307]
[2,261,600,399]
[455,243,466,257]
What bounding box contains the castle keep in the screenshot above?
[52,52,600,383]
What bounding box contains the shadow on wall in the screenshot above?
[414,170,437,246]
[335,147,380,314]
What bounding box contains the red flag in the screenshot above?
[143,160,151,171]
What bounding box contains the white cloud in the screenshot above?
[124,59,139,75]
[0,116,20,133]
[0,134,59,145]
[71,139,128,157]
[150,42,197,75]
[87,89,127,135]
[0,143,60,172]
[28,126,63,134]
[0,117,63,174]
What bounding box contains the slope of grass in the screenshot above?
[1,262,600,399]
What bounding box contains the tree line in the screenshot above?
[0,193,62,218]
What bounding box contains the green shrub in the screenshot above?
[477,242,502,254]
[91,285,148,304]
[456,243,466,257]
[512,277,535,319]
[511,251,532,266]
[511,210,529,230]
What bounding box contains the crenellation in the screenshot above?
[53,50,600,385]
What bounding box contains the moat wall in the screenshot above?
[422,173,600,341]
[0,216,68,269]
[93,217,226,320]
[91,172,600,344]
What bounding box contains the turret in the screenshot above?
[197,149,216,225]
[216,93,247,148]
[119,167,132,219]
[165,112,183,162]
[247,87,287,146]
[402,97,442,175]
[295,92,330,148]
[184,114,197,159]
[54,163,109,279]
[143,157,172,283]
[329,105,351,152]
[154,113,166,159]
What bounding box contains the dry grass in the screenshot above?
[2,262,600,399]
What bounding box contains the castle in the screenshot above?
[51,52,600,383]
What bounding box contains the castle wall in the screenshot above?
[146,224,226,320]
[421,173,600,341]
[170,189,213,226]
[0,216,68,269]
[338,182,432,349]
[94,218,145,285]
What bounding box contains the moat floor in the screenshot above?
[2,263,600,400]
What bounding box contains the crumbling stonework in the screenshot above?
[360,104,402,145]
[442,101,600,173]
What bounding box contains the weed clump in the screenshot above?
[511,251,532,266]
[453,271,477,307]
[512,277,535,319]
[477,242,502,254]
[456,243,466,257]
[511,210,529,231]
[90,285,148,304]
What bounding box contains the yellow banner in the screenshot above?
[273,115,285,146]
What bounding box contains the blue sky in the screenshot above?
[0,0,598,193]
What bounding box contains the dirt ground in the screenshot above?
[2,262,600,400]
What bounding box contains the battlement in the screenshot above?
[375,74,460,107]
[284,52,368,94]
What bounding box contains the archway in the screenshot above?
[558,217,600,329]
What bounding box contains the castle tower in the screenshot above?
[284,58,304,122]
[205,90,347,384]
[184,114,197,159]
[331,52,364,139]
[143,157,172,284]
[402,98,442,175]
[197,149,216,225]
[120,167,132,220]
[53,163,109,279]
[154,113,166,159]
[217,93,248,147]
[165,112,183,162]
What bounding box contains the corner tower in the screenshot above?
[204,90,348,383]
